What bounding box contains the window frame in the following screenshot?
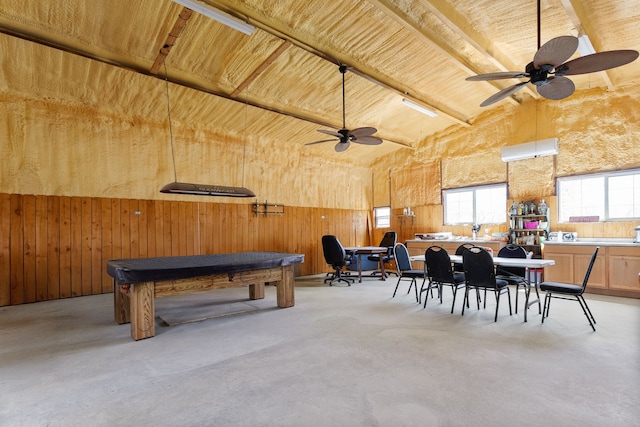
[557,168,640,223]
[442,183,507,226]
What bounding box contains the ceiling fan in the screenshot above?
[305,65,382,152]
[466,0,639,107]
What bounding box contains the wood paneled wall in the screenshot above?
[0,193,371,307]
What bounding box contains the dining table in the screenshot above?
[411,254,555,322]
[343,246,389,283]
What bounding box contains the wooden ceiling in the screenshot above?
[1,0,639,165]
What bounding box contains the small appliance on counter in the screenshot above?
[548,231,562,242]
[548,231,578,242]
[635,226,640,243]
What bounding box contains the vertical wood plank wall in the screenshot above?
[0,193,370,307]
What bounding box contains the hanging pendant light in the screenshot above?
[159,63,255,198]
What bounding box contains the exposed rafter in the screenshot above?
[231,40,292,97]
[369,0,523,106]
[559,0,615,89]
[150,7,193,75]
[417,0,539,101]
[207,0,470,127]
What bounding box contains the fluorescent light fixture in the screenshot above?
[401,98,438,118]
[501,138,558,162]
[160,182,256,197]
[578,34,596,56]
[171,0,255,35]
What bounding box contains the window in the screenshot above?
[557,169,640,222]
[443,184,507,225]
[374,206,391,228]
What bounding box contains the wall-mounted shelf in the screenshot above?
[396,214,416,226]
[253,200,284,216]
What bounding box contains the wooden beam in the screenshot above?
[149,7,193,75]
[209,0,470,126]
[231,40,292,97]
[369,0,533,105]
[559,0,614,89]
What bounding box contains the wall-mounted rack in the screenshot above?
[253,200,284,216]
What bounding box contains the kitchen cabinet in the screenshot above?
[608,247,640,293]
[544,243,640,298]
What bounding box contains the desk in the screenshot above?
[344,246,388,283]
[411,254,555,322]
[107,252,304,340]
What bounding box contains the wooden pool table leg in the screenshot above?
[276,265,295,308]
[129,281,155,340]
[113,279,130,324]
[249,282,265,300]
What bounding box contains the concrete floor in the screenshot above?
[2,275,639,426]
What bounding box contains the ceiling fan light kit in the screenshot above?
[170,0,255,35]
[401,98,438,117]
[501,138,558,162]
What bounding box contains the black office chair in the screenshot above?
[540,247,599,331]
[421,246,466,313]
[462,246,512,322]
[321,235,354,286]
[495,244,539,315]
[392,243,425,302]
[369,231,398,277]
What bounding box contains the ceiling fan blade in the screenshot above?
[534,36,579,68]
[305,138,338,146]
[349,127,377,137]
[537,76,575,100]
[555,50,639,76]
[335,141,350,152]
[479,81,529,107]
[318,129,342,138]
[353,135,383,145]
[466,72,528,81]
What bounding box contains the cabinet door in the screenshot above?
[575,253,607,289]
[608,248,640,291]
[544,253,574,283]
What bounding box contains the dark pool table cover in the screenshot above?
[107,252,304,283]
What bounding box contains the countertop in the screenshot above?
[407,238,640,247]
[544,238,639,247]
[406,238,505,244]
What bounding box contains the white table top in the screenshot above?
[411,254,555,268]
[344,246,387,253]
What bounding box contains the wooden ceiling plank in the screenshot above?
[230,40,292,97]
[150,7,193,75]
[559,0,614,88]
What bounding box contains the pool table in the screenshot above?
[107,251,304,340]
